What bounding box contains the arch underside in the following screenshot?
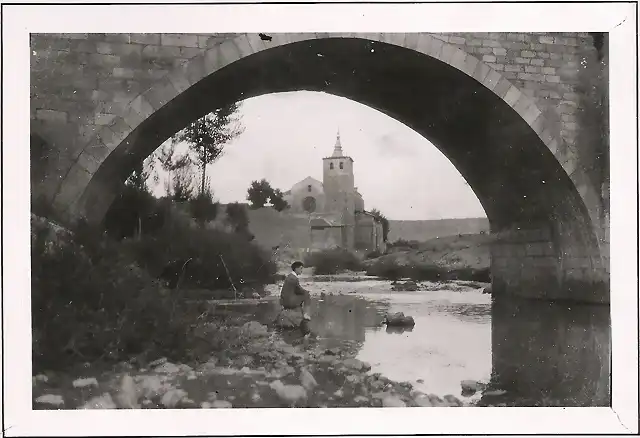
[70,37,605,301]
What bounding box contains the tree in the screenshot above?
[269,188,289,212]
[170,166,195,202]
[189,177,219,227]
[155,143,192,198]
[370,208,390,242]
[172,103,245,196]
[225,202,250,234]
[247,179,273,209]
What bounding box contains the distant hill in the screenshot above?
[387,218,490,243]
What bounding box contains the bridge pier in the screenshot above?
[490,296,610,406]
[491,222,609,304]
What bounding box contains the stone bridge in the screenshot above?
[30,32,610,303]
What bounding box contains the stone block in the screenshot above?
[492,47,507,56]
[514,57,531,64]
[89,53,121,68]
[142,79,177,110]
[524,65,541,73]
[204,46,225,73]
[180,47,204,59]
[230,34,254,58]
[482,39,501,48]
[449,49,467,70]
[504,64,523,73]
[185,55,206,85]
[94,113,116,126]
[472,61,490,83]
[545,75,560,83]
[166,64,192,95]
[244,33,269,54]
[112,67,135,79]
[403,33,420,50]
[427,38,444,59]
[440,44,457,64]
[161,34,199,48]
[130,33,161,45]
[482,55,496,63]
[129,93,155,121]
[36,109,68,124]
[503,86,522,107]
[52,162,92,211]
[483,69,502,91]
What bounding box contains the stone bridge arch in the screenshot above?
[30,32,609,302]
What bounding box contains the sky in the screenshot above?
[148,91,486,221]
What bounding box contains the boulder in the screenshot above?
[414,394,433,407]
[384,312,415,328]
[72,377,99,388]
[460,380,486,396]
[114,374,139,408]
[354,395,369,404]
[160,388,189,408]
[35,394,64,407]
[81,393,116,409]
[148,357,168,368]
[299,368,318,391]
[391,281,419,292]
[443,394,464,407]
[382,395,406,407]
[342,358,371,372]
[242,321,269,337]
[154,362,181,374]
[269,380,307,405]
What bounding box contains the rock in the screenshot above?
[299,368,318,391]
[136,375,168,400]
[242,321,269,336]
[141,399,155,408]
[251,392,261,403]
[114,374,139,408]
[178,398,197,408]
[251,292,261,299]
[414,395,433,407]
[461,380,486,395]
[35,394,64,407]
[207,391,218,401]
[382,395,406,407]
[384,312,416,327]
[81,393,116,409]
[482,284,493,294]
[391,281,419,291]
[345,375,360,384]
[325,347,341,356]
[354,395,369,403]
[483,389,507,397]
[32,374,49,384]
[201,401,213,409]
[160,388,189,408]
[342,358,371,372]
[269,380,307,405]
[212,400,233,408]
[72,377,99,388]
[154,362,181,374]
[235,355,254,367]
[443,394,463,407]
[148,357,168,368]
[333,389,344,398]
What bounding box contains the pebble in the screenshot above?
[160,388,188,408]
[81,393,116,409]
[382,395,406,407]
[300,368,318,391]
[35,394,64,407]
[72,377,98,388]
[212,400,233,408]
[148,357,168,368]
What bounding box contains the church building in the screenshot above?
[283,132,386,253]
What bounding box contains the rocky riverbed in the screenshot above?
[33,319,468,410]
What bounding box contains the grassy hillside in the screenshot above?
[380,233,493,270]
[387,218,490,242]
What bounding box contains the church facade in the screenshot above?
[283,132,386,253]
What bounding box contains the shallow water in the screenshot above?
[218,282,611,406]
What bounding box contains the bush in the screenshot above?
[31,218,213,372]
[366,257,404,280]
[304,248,364,275]
[123,212,276,291]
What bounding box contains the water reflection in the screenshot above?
[490,296,610,406]
[210,287,611,406]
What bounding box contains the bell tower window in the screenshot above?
[307,184,312,192]
[339,162,344,169]
[330,162,334,170]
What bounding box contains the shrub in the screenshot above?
[304,248,364,275]
[366,257,404,280]
[123,212,276,291]
[31,218,213,372]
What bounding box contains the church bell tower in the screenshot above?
[322,130,356,247]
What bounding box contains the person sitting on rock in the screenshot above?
[280,261,311,321]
